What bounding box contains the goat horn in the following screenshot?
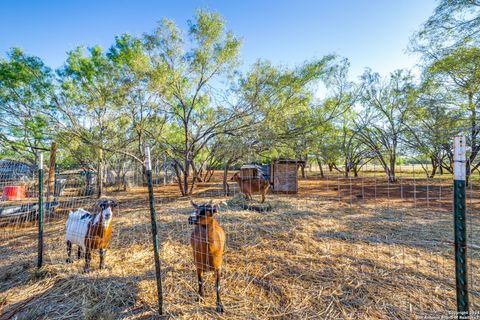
[190,199,198,208]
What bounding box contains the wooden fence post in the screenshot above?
[47,142,57,201]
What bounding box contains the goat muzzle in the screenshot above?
[188,212,198,225]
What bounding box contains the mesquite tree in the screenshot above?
[404,77,460,177]
[412,0,480,54]
[56,46,128,197]
[144,11,244,196]
[427,47,480,181]
[0,48,55,163]
[355,69,416,182]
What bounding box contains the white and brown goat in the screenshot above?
[65,199,117,272]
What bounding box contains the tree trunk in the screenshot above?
[332,163,343,173]
[154,158,159,185]
[121,162,128,191]
[47,142,57,201]
[122,172,128,191]
[429,156,438,179]
[316,157,325,178]
[184,154,189,196]
[223,160,232,196]
[113,164,121,192]
[97,149,104,198]
[188,160,198,195]
[353,165,358,177]
[173,162,185,196]
[328,163,334,172]
[163,155,167,185]
[388,156,396,183]
[189,174,197,195]
[201,167,209,182]
[206,169,214,182]
[191,161,202,183]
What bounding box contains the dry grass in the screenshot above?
[0,178,478,319]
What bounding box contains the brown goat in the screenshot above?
[188,200,226,313]
[231,172,270,203]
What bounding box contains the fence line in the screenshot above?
[0,153,478,318]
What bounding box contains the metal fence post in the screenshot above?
[145,147,163,315]
[37,154,44,269]
[453,135,469,317]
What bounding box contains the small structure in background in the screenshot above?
[239,160,303,194]
[239,164,270,180]
[0,159,34,182]
[0,160,34,201]
[270,159,304,194]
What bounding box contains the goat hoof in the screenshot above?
[216,304,224,313]
[83,267,90,273]
[66,258,73,264]
[99,264,105,270]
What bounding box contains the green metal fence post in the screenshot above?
[37,154,44,269]
[453,135,469,318]
[145,147,163,315]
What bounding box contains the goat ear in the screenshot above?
[109,200,118,208]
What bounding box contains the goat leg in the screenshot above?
[197,269,204,301]
[215,268,224,313]
[77,246,82,259]
[84,248,91,273]
[99,249,106,270]
[66,241,73,263]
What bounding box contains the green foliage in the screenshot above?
[2,5,480,185]
[355,69,417,181]
[0,48,55,162]
[413,0,480,54]
[141,10,243,194]
[428,46,480,96]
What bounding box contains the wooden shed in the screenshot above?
[270,160,304,194]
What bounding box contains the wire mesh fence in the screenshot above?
[0,153,479,318]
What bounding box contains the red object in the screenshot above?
[2,185,26,200]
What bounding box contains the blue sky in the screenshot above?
[0,0,436,80]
